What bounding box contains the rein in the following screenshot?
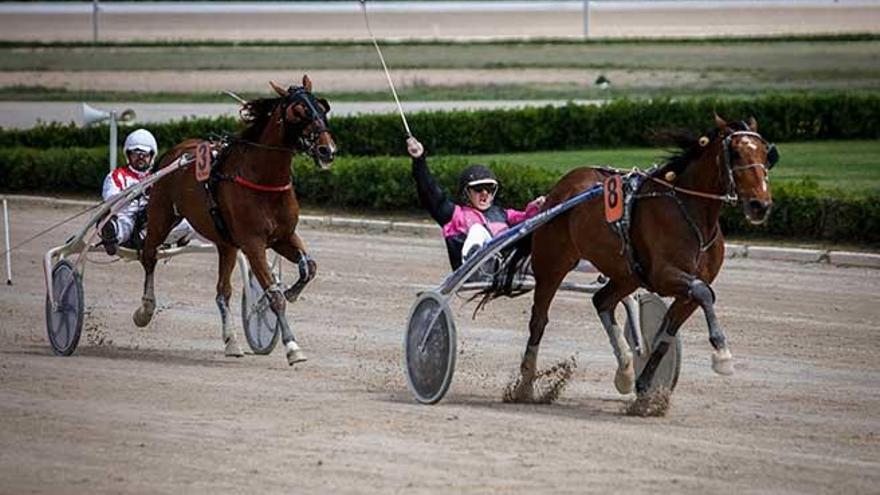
[644,174,737,204]
[639,129,773,205]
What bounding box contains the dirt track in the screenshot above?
[0,201,879,494]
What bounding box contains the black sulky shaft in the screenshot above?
[635,341,670,395]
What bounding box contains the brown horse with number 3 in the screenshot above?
[134,75,336,366]
[515,115,777,400]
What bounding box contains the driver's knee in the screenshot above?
[462,224,492,261]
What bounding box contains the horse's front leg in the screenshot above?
[688,278,733,375]
[243,245,306,366]
[216,245,243,357]
[273,232,317,303]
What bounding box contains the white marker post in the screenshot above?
[583,0,591,39]
[92,0,100,43]
[3,199,11,285]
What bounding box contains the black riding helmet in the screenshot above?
[459,164,499,196]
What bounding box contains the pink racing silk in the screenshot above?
[441,198,542,239]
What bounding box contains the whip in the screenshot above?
[359,0,412,137]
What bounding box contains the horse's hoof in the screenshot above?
[285,341,307,366]
[224,337,244,358]
[711,348,734,376]
[132,307,153,327]
[614,357,635,394]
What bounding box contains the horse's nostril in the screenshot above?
[317,145,333,158]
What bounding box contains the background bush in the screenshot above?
[1,146,877,244]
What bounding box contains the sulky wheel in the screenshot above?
[626,292,682,394]
[240,262,281,355]
[403,290,457,405]
[45,260,84,356]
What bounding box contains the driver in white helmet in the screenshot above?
[100,128,192,255]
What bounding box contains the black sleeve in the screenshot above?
[412,154,455,226]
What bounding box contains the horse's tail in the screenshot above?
[470,232,534,315]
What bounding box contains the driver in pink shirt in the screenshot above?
[407,136,545,270]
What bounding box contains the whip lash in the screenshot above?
[359,0,412,137]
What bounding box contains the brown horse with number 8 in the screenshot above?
[512,115,777,400]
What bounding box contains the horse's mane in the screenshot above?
[239,97,285,141]
[652,120,750,177]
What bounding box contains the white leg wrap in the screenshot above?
[285,340,307,366]
[711,347,734,375]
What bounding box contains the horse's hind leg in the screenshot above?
[593,279,640,394]
[216,245,244,357]
[243,246,306,366]
[272,233,316,303]
[134,201,176,327]
[134,247,158,327]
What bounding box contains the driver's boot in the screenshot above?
[100,217,119,256]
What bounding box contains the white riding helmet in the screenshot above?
[123,128,158,168]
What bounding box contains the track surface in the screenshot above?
[0,201,878,493]
[2,2,878,40]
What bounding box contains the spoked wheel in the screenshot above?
[45,260,84,356]
[626,292,682,394]
[404,290,457,405]
[240,259,281,355]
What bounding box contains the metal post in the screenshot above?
[583,0,591,39]
[92,0,99,43]
[3,199,12,285]
[109,111,117,172]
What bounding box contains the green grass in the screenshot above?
[2,39,879,97]
[4,40,878,73]
[465,140,880,195]
[3,85,877,104]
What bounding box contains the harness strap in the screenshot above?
[202,143,235,245]
[233,175,292,193]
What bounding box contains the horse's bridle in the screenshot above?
[635,128,778,252]
[281,86,332,162]
[718,129,778,205]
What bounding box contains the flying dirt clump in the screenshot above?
[623,387,672,417]
[83,307,113,348]
[503,355,577,404]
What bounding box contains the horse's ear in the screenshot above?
[269,80,286,97]
[302,74,313,92]
[747,116,758,132]
[714,113,728,130]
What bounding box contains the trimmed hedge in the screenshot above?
[1,146,877,244]
[2,93,879,155]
